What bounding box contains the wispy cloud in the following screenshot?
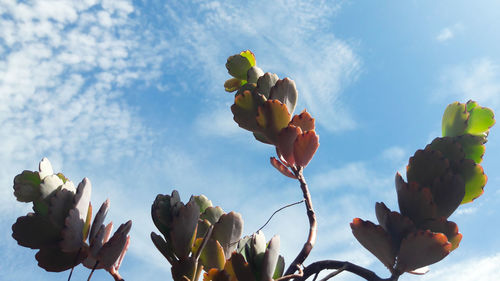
[436,23,463,42]
[436,58,500,108]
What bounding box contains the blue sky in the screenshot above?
[1,1,500,280]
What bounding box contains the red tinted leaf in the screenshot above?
[270,157,297,179]
[276,125,302,166]
[290,110,315,132]
[293,131,319,167]
[256,100,291,144]
[351,218,396,269]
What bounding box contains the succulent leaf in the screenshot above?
[270,157,297,179]
[212,212,244,258]
[431,173,465,218]
[464,103,495,136]
[406,149,449,189]
[375,202,416,249]
[13,170,42,202]
[35,245,87,272]
[226,51,255,80]
[231,90,267,133]
[256,73,279,99]
[228,252,256,281]
[350,218,397,269]
[293,131,319,168]
[419,218,462,251]
[170,199,200,259]
[247,66,264,84]
[194,195,213,214]
[38,157,54,180]
[12,213,60,249]
[269,78,298,115]
[89,199,110,243]
[442,102,468,137]
[276,125,302,166]
[395,174,438,226]
[256,100,291,144]
[193,238,226,270]
[396,230,451,273]
[261,235,280,281]
[455,134,486,164]
[456,160,487,203]
[95,220,132,269]
[290,110,315,132]
[151,232,175,262]
[225,78,244,92]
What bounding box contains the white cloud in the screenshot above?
[437,58,500,108]
[163,0,360,134]
[436,23,463,43]
[419,253,500,281]
[437,28,454,42]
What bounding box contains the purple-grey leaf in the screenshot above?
[89,199,109,243]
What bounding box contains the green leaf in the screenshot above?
[193,195,212,214]
[456,160,487,203]
[224,78,243,92]
[13,170,42,202]
[256,73,279,99]
[454,134,486,164]
[465,103,495,135]
[226,51,255,80]
[273,255,285,279]
[201,206,225,225]
[442,102,468,137]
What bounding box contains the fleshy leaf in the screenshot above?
[35,245,87,272]
[420,218,462,251]
[396,230,451,273]
[350,218,396,269]
[431,173,465,218]
[290,110,315,132]
[465,103,495,136]
[13,170,42,202]
[38,157,54,180]
[12,213,60,249]
[48,188,76,228]
[212,212,244,258]
[273,255,285,279]
[226,51,255,80]
[395,173,438,226]
[269,78,298,115]
[442,102,468,137]
[293,131,319,167]
[247,66,264,84]
[201,206,225,225]
[231,90,266,133]
[261,235,280,281]
[256,100,291,144]
[256,73,279,99]
[375,202,416,248]
[406,149,449,189]
[456,160,487,203]
[203,268,232,281]
[39,175,64,199]
[225,78,243,92]
[96,221,132,269]
[270,157,297,179]
[276,125,302,166]
[454,134,486,164]
[194,195,213,214]
[89,199,110,243]
[193,238,226,270]
[151,232,175,262]
[172,257,196,281]
[426,137,465,164]
[60,178,92,253]
[171,199,200,259]
[229,252,256,281]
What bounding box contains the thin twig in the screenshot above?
[194,224,214,261]
[256,199,305,233]
[283,166,317,276]
[274,266,304,281]
[67,247,82,281]
[319,265,346,281]
[296,260,401,281]
[87,261,99,281]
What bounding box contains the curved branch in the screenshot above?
[284,167,317,276]
[296,260,401,281]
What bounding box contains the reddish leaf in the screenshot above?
[276,125,302,166]
[396,230,451,273]
[293,131,319,167]
[290,110,315,132]
[420,218,462,251]
[351,218,396,269]
[375,202,416,248]
[270,157,297,179]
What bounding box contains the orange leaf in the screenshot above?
[290,110,315,132]
[293,131,319,167]
[270,157,297,179]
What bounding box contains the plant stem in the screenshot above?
[296,260,401,281]
[284,166,317,276]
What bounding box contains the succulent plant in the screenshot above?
[151,190,244,281]
[351,100,495,276]
[12,158,131,279]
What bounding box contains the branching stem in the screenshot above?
[284,166,317,276]
[296,260,401,281]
